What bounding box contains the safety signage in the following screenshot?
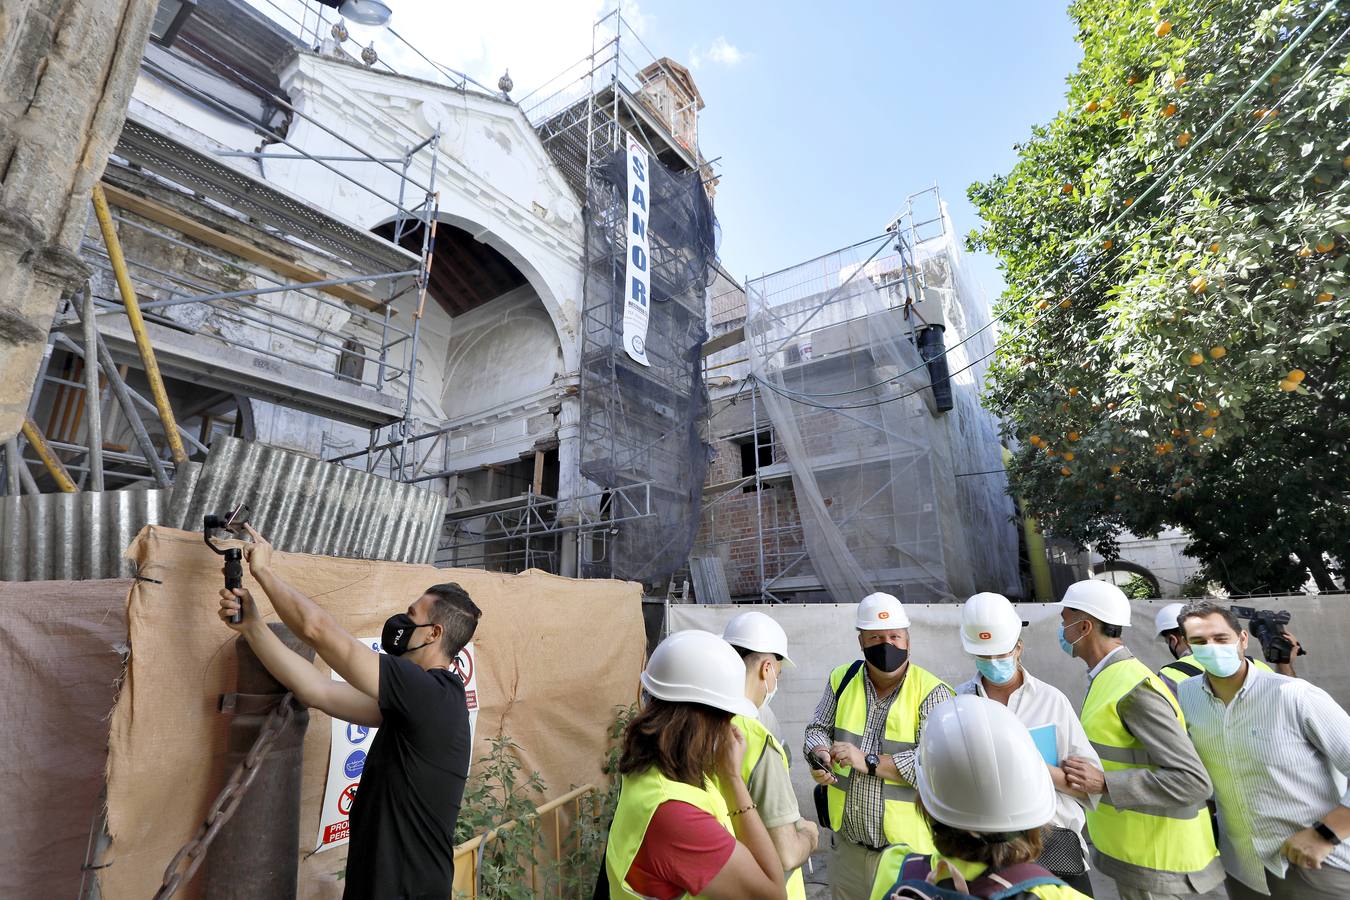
[314,638,479,852]
[621,135,653,367]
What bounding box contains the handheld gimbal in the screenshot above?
[204,503,251,624]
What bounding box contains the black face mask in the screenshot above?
[381,613,435,656]
[863,642,908,673]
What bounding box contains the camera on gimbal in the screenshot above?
[1230,605,1307,665]
[204,503,251,624]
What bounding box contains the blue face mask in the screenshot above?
[1192,642,1243,677]
[976,655,1018,685]
[1058,622,1084,657]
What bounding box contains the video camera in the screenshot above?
[204,503,251,624]
[1230,605,1307,665]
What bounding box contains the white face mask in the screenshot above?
[761,663,779,708]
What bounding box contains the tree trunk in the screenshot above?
[1297,548,1338,593]
[0,0,157,443]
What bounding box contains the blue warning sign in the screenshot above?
[344,749,366,779]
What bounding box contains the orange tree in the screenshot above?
[968,0,1349,592]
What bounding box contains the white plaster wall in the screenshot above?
[1092,528,1204,595]
[441,286,562,420]
[265,53,586,373]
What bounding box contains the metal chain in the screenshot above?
[152,693,298,900]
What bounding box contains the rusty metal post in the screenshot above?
[203,624,313,899]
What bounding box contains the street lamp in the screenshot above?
[316,0,393,27]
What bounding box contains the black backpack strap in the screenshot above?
[830,659,865,740]
[1168,661,1204,678]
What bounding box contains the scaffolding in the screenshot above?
[697,187,1021,603]
[2,13,442,496]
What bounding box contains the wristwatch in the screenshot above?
[1313,821,1342,845]
[865,752,879,777]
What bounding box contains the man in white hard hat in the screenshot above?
[1058,580,1222,900]
[802,592,953,900]
[723,611,818,900]
[1155,602,1279,698]
[955,592,1100,895]
[869,695,1092,899]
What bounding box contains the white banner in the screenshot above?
[315,639,479,852]
[621,136,653,367]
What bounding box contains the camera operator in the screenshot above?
[216,525,481,900]
[1233,606,1302,678]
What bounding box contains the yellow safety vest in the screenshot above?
[825,662,946,851]
[734,713,807,900]
[1160,653,1271,686]
[1081,656,1218,875]
[869,847,1091,900]
[604,766,734,899]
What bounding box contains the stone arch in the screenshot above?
[1092,559,1162,597]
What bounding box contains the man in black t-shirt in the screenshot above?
[216,525,480,900]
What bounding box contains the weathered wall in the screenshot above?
[670,598,1350,822]
[0,0,157,442]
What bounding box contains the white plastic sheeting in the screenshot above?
[744,212,1018,603]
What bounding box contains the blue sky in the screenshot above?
[254,1,1083,299]
[656,1,1085,296]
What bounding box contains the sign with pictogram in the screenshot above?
[315,636,381,852]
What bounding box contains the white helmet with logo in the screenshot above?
[960,593,1023,656]
[1059,579,1132,627]
[915,695,1057,832]
[722,611,796,668]
[856,592,910,630]
[641,630,758,718]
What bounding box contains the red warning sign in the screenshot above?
[451,648,474,685]
[338,782,359,816]
[322,820,351,845]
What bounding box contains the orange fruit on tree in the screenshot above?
[1061,467,1072,477]
[1202,427,1216,438]
[1061,183,1074,194]
[1029,434,1042,446]
[1102,238,1114,250]
[1209,346,1226,359]
[1084,100,1100,113]
[1287,369,1306,384]
[1037,299,1051,311]
[1063,451,1076,461]
[1190,276,1208,294]
[1127,74,1140,85]
[1282,278,1297,289]
[1208,408,1221,418]
[1171,428,1183,437]
[1068,431,1080,441]
[1193,401,1206,411]
[1162,102,1178,118]
[1109,465,1122,475]
[1188,352,1204,366]
[1209,242,1221,253]
[1107,402,1116,411]
[1297,247,1313,258]
[1124,196,1135,206]
[1156,20,1173,36]
[1317,292,1334,303]
[1046,446,1057,455]
[1177,132,1192,147]
[1316,240,1336,253]
[1068,386,1080,396]
[1279,379,1297,392]
[1173,76,1187,88]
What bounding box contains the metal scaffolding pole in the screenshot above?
[82,285,105,491]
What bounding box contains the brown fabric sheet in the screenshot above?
[101,526,644,900]
[0,578,131,900]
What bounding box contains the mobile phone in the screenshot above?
[808,752,831,772]
[223,503,251,534]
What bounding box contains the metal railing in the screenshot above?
[451,783,599,899]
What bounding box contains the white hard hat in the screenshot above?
[960,593,1023,656]
[915,695,1057,832]
[1154,602,1186,636]
[722,611,796,668]
[856,592,910,630]
[1059,579,1132,627]
[641,630,758,718]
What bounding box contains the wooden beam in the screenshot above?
[99,182,389,313]
[532,449,545,495]
[702,325,744,357]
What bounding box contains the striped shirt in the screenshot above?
[803,665,953,849]
[1178,664,1350,892]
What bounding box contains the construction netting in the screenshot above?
[744,207,1019,603]
[578,149,716,583]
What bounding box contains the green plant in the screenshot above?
[542,704,635,898]
[968,0,1350,594]
[1120,574,1157,599]
[454,735,548,900]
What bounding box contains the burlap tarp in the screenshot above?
[101,526,644,899]
[1,578,131,900]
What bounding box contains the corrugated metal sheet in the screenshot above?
[167,437,445,564]
[1,437,446,581]
[1,489,169,581]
